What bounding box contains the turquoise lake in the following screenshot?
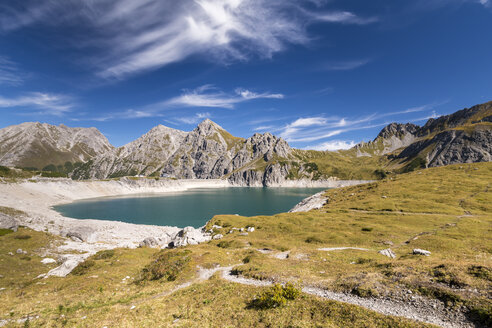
[53,187,326,228]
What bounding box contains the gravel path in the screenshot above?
[220,269,473,328]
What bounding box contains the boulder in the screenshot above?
[413,248,431,256]
[139,237,159,248]
[171,226,211,247]
[212,234,223,240]
[63,226,96,242]
[379,248,396,259]
[247,227,255,232]
[41,258,57,264]
[0,213,19,232]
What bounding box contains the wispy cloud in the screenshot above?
[0,92,74,115]
[174,112,211,124]
[322,58,372,71]
[304,140,357,151]
[82,85,282,121]
[0,56,27,86]
[0,1,379,79]
[313,11,378,25]
[165,85,283,109]
[276,102,441,143]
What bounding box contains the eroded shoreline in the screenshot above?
[0,177,369,277]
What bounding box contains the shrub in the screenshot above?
[94,249,115,260]
[468,265,492,281]
[14,234,31,240]
[216,240,243,249]
[72,260,96,276]
[361,227,373,232]
[373,169,387,179]
[137,249,192,282]
[305,236,323,244]
[250,283,301,309]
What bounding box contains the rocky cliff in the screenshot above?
[356,101,492,170]
[72,125,187,179]
[73,119,294,186]
[0,122,113,169]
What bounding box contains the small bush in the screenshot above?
[361,227,373,232]
[467,265,492,281]
[305,236,323,244]
[217,240,243,249]
[94,249,115,260]
[72,260,96,276]
[468,306,492,327]
[137,249,192,282]
[14,234,31,240]
[250,283,301,309]
[373,169,387,179]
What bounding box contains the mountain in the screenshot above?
[355,123,420,156]
[2,100,491,183]
[73,119,294,186]
[0,122,113,170]
[72,125,187,179]
[356,101,492,170]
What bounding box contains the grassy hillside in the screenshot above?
[0,163,490,327]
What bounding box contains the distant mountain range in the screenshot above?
[0,101,491,185]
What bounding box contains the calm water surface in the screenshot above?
[53,187,325,228]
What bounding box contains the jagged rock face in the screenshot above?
[163,120,237,179]
[419,101,492,136]
[0,122,113,169]
[70,119,293,185]
[162,120,293,184]
[377,123,419,140]
[73,125,187,179]
[398,127,492,167]
[355,123,419,156]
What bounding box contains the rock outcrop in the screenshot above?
[74,119,294,186]
[0,122,113,169]
[356,100,492,168]
[72,125,187,179]
[0,213,19,232]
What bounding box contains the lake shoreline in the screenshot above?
[0,177,370,277]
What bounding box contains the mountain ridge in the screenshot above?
[1,100,491,183]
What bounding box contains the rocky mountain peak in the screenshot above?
[376,123,420,141]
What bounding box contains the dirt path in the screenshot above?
[220,269,473,328]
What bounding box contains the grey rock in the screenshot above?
[413,249,431,256]
[63,226,96,242]
[0,213,19,232]
[247,227,255,232]
[212,234,223,240]
[139,237,159,248]
[16,248,23,254]
[379,248,396,259]
[171,226,211,247]
[0,122,113,169]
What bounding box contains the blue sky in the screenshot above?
[0,0,491,149]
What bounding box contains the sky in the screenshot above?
[0,0,491,150]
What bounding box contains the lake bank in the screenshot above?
[0,177,370,277]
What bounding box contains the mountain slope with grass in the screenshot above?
[0,162,490,327]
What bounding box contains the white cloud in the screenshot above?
[0,56,26,86]
[253,125,275,131]
[0,1,378,79]
[323,59,372,71]
[82,85,281,121]
[0,92,73,115]
[166,85,283,109]
[314,11,378,25]
[305,140,357,151]
[174,112,211,124]
[479,0,490,7]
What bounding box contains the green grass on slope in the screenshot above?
[0,162,490,327]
